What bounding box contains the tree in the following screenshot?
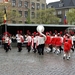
[32,8,59,24]
[0,11,4,24]
[7,9,21,23]
[66,9,75,25]
[0,3,21,24]
[26,9,31,24]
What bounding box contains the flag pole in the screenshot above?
[4,6,7,32]
[3,0,9,32]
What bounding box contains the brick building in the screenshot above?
[8,0,46,24]
[47,0,75,24]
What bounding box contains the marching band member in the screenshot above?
[16,30,19,38]
[4,32,10,52]
[26,33,32,52]
[72,33,75,51]
[33,32,37,53]
[16,32,24,52]
[45,32,52,53]
[35,33,39,53]
[8,34,12,50]
[51,33,56,53]
[55,33,63,54]
[31,33,34,51]
[63,34,72,59]
[37,32,46,55]
[63,39,71,60]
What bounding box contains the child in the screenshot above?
[63,39,71,60]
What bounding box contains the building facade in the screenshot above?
[8,0,46,24]
[47,0,75,24]
[30,0,46,23]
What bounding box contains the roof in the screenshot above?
[4,23,75,28]
[48,0,75,9]
[62,0,75,7]
[48,1,60,8]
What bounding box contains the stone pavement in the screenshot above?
[0,47,75,75]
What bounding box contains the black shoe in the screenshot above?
[39,53,41,55]
[63,56,65,59]
[34,51,36,53]
[28,50,30,52]
[18,51,21,52]
[6,50,8,52]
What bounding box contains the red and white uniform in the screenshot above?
[55,36,62,46]
[63,35,67,44]
[2,35,5,43]
[45,35,51,45]
[26,35,32,46]
[51,36,56,46]
[64,41,71,52]
[67,38,72,49]
[4,36,10,44]
[16,35,24,43]
[31,36,34,48]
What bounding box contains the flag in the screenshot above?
[3,7,7,24]
[64,15,68,25]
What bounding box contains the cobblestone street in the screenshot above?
[0,47,75,75]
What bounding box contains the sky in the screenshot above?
[46,0,60,4]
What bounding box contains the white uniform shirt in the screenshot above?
[71,36,75,44]
[16,36,21,43]
[16,35,24,43]
[5,37,9,43]
[26,36,32,43]
[37,36,45,45]
[34,36,37,43]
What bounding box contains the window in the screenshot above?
[19,11,22,16]
[65,10,68,15]
[48,5,53,8]
[32,22,35,24]
[36,3,40,10]
[12,21,16,23]
[31,12,35,18]
[58,10,62,15]
[37,0,40,1]
[24,21,28,24]
[31,2,35,9]
[13,10,16,12]
[59,3,64,7]
[18,0,22,7]
[12,0,16,7]
[41,4,45,9]
[53,12,56,15]
[19,21,22,23]
[24,1,28,8]
[59,18,62,22]
[25,11,28,17]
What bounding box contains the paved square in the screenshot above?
[0,47,75,75]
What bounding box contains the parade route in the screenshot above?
[0,47,75,75]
